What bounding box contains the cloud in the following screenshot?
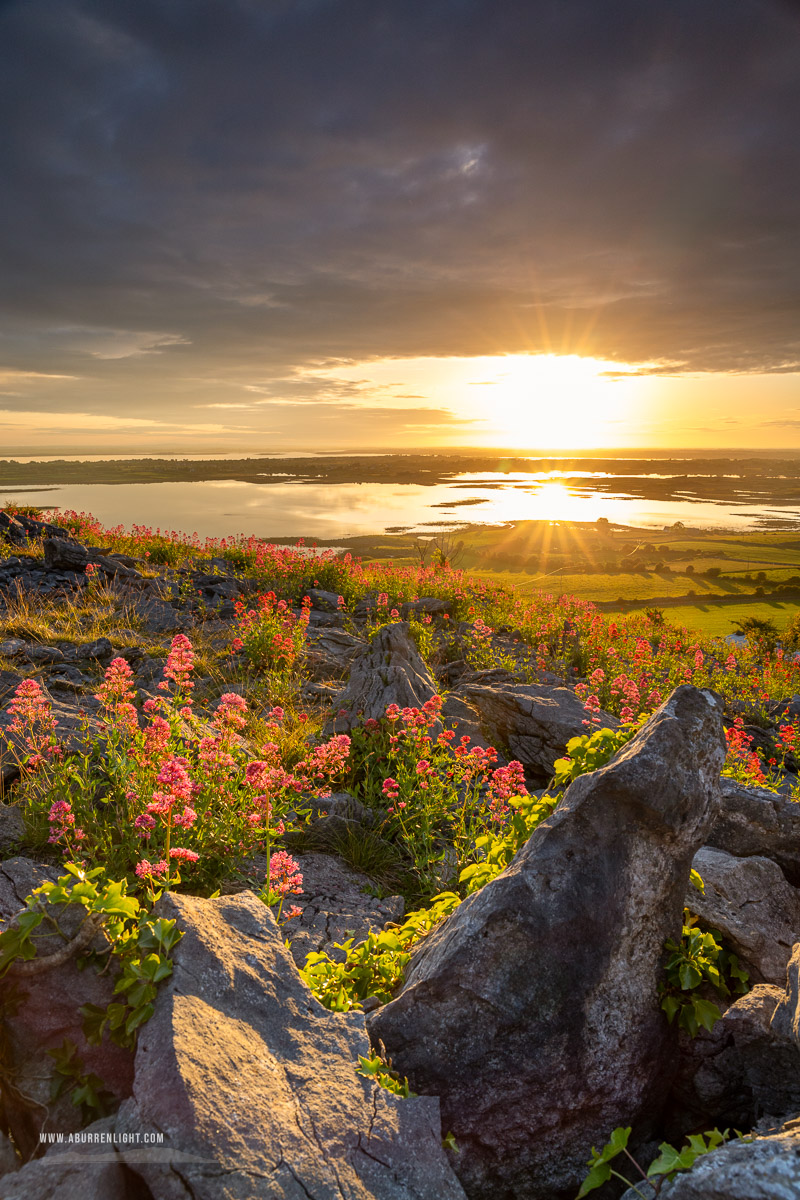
[0,369,79,384]
[0,0,798,447]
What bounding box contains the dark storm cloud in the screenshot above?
[1,0,799,435]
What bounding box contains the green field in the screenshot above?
[638,600,800,638]
[358,522,800,641]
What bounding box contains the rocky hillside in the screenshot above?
[0,511,799,1198]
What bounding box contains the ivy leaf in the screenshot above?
[691,997,722,1032]
[577,1126,632,1196]
[678,961,702,990]
[661,994,681,1024]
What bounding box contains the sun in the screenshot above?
[467,354,632,449]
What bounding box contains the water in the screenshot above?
[2,469,799,541]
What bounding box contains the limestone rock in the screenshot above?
[0,858,134,1158]
[326,622,439,734]
[0,1131,19,1178]
[439,692,494,750]
[667,982,800,1137]
[305,586,342,611]
[400,598,450,618]
[75,636,114,661]
[42,538,89,572]
[449,678,618,780]
[283,851,404,967]
[773,943,800,1045]
[305,626,366,679]
[707,778,800,886]
[112,890,465,1200]
[621,1121,800,1199]
[0,803,24,847]
[0,1126,128,1200]
[369,685,726,1200]
[687,847,800,985]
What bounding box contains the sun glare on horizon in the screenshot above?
[466,353,637,449]
[305,352,645,450]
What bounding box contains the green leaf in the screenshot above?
[678,961,703,990]
[691,997,722,1032]
[125,1003,154,1035]
[661,994,681,1024]
[648,1142,691,1176]
[576,1161,612,1197]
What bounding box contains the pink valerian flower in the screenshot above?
[47,799,86,850]
[7,678,60,761]
[146,755,193,820]
[161,634,195,693]
[172,805,198,829]
[294,734,351,791]
[285,905,303,920]
[95,657,136,708]
[269,850,303,897]
[95,657,139,736]
[169,846,199,863]
[382,777,400,799]
[143,712,171,745]
[198,737,236,771]
[134,813,156,840]
[135,859,169,880]
[214,692,248,737]
[487,761,528,803]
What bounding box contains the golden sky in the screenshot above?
[1,1,799,454]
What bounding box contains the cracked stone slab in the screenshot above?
[98,890,463,1200]
[274,853,404,968]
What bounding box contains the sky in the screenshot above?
[1,0,799,455]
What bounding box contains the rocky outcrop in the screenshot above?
[666,978,800,1137]
[369,686,726,1200]
[707,778,800,886]
[43,537,89,572]
[326,622,439,734]
[773,942,800,1044]
[621,1121,800,1199]
[0,889,465,1199]
[686,847,800,985]
[306,626,366,679]
[442,679,618,780]
[129,891,464,1199]
[0,858,134,1159]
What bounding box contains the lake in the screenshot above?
[3,458,800,541]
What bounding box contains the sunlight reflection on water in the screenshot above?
[1,475,796,540]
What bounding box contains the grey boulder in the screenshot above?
[113,890,465,1200]
[42,537,89,572]
[707,778,800,887]
[369,685,727,1200]
[687,847,800,985]
[621,1121,800,1199]
[445,678,618,780]
[325,622,439,734]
